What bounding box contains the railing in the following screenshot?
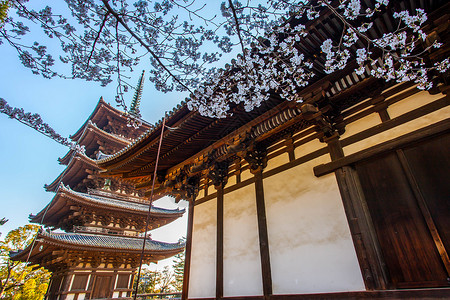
[72,226,147,238]
[135,292,181,299]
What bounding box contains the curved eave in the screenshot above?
[59,124,129,165]
[46,152,99,192]
[11,231,184,263]
[100,0,449,181]
[31,185,185,227]
[58,149,76,165]
[98,105,192,170]
[70,97,121,141]
[71,99,151,142]
[79,121,130,147]
[98,96,286,178]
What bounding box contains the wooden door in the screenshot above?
[91,275,113,299]
[355,133,450,289]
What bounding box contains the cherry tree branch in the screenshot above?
[86,11,110,70]
[228,0,246,59]
[101,0,193,93]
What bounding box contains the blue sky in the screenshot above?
[0,36,191,270]
[0,27,187,241]
[0,0,238,269]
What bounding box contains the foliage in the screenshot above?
[0,1,8,25]
[135,266,176,294]
[0,225,51,300]
[0,218,8,239]
[172,239,185,292]
[0,0,448,119]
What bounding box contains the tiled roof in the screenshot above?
[62,185,185,215]
[97,102,186,165]
[45,150,98,192]
[39,230,185,252]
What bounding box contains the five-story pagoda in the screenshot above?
[11,93,185,300]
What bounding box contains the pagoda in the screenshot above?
[98,1,450,299]
[11,93,185,299]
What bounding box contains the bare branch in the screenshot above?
[101,0,193,93]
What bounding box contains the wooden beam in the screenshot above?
[314,118,450,177]
[334,165,389,289]
[254,171,272,299]
[396,149,450,275]
[325,134,388,289]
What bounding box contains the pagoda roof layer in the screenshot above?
[70,98,150,142]
[98,0,449,181]
[59,121,129,164]
[46,151,98,192]
[10,229,185,269]
[31,184,184,227]
[37,230,184,252]
[98,97,285,176]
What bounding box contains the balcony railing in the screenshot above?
[72,226,149,238]
[135,293,181,299]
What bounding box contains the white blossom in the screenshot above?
[435,58,450,73]
[185,1,446,118]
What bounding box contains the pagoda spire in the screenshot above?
[129,70,145,118]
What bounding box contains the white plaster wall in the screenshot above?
[387,89,442,119]
[188,198,217,298]
[345,102,450,155]
[223,184,263,297]
[264,155,365,294]
[77,294,86,300]
[241,168,253,181]
[112,291,119,298]
[207,184,215,196]
[343,112,381,137]
[265,152,290,171]
[65,295,75,300]
[294,137,327,161]
[197,188,205,199]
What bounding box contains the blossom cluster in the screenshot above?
[187,0,449,118]
[0,98,71,147]
[188,21,314,118]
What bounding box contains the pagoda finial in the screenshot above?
[130,70,145,118]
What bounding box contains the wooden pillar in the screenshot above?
[59,272,73,300]
[216,186,224,300]
[209,161,228,300]
[325,134,388,290]
[241,145,272,299]
[254,170,273,299]
[182,197,195,300]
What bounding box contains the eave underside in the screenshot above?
[11,232,184,271]
[30,188,184,230]
[98,0,449,184]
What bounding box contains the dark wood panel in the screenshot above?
[48,275,63,299]
[71,274,89,291]
[116,274,130,289]
[356,153,448,288]
[91,275,113,299]
[334,166,388,290]
[403,133,450,254]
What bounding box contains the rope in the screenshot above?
[133,115,166,299]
